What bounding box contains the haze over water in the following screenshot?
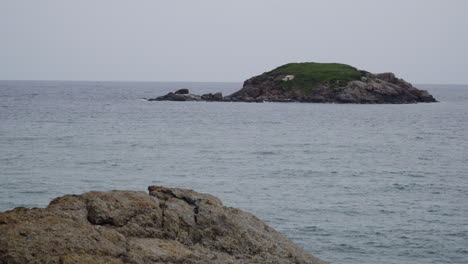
[1,81,467,264]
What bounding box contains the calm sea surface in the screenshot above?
[1,81,467,264]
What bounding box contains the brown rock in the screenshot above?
[0,186,327,264]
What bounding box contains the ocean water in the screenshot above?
[1,80,467,264]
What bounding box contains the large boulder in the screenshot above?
[174,88,190,95]
[0,186,327,264]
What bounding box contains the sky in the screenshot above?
[1,0,467,84]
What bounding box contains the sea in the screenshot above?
[0,80,467,264]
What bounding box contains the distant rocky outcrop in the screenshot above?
[147,62,437,104]
[0,186,326,264]
[147,90,202,101]
[147,89,223,102]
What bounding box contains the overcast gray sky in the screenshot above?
[1,0,467,83]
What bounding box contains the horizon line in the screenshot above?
[0,79,467,86]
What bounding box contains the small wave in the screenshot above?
[11,137,42,141]
[379,209,396,214]
[392,183,406,190]
[18,190,47,194]
[252,151,277,155]
[447,231,467,237]
[300,225,319,232]
[335,243,365,253]
[455,248,468,254]
[55,136,74,141]
[0,154,25,161]
[407,173,426,178]
[417,157,432,161]
[76,160,108,165]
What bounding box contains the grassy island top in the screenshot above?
[259,62,364,90]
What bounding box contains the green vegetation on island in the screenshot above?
[259,62,364,92]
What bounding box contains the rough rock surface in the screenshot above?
[226,71,436,103]
[201,92,223,101]
[147,91,202,101]
[174,88,189,95]
[0,186,326,264]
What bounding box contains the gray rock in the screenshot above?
[149,92,201,101]
[0,186,327,264]
[201,92,223,101]
[175,88,189,95]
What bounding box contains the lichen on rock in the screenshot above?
[0,186,327,264]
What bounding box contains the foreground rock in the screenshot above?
[0,186,326,264]
[148,62,437,104]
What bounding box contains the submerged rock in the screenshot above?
[0,186,326,264]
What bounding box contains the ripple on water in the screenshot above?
[252,151,277,155]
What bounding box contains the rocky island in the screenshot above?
[0,186,326,264]
[148,62,437,104]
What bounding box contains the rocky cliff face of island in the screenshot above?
[226,63,436,103]
[0,186,326,264]
[148,62,437,104]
